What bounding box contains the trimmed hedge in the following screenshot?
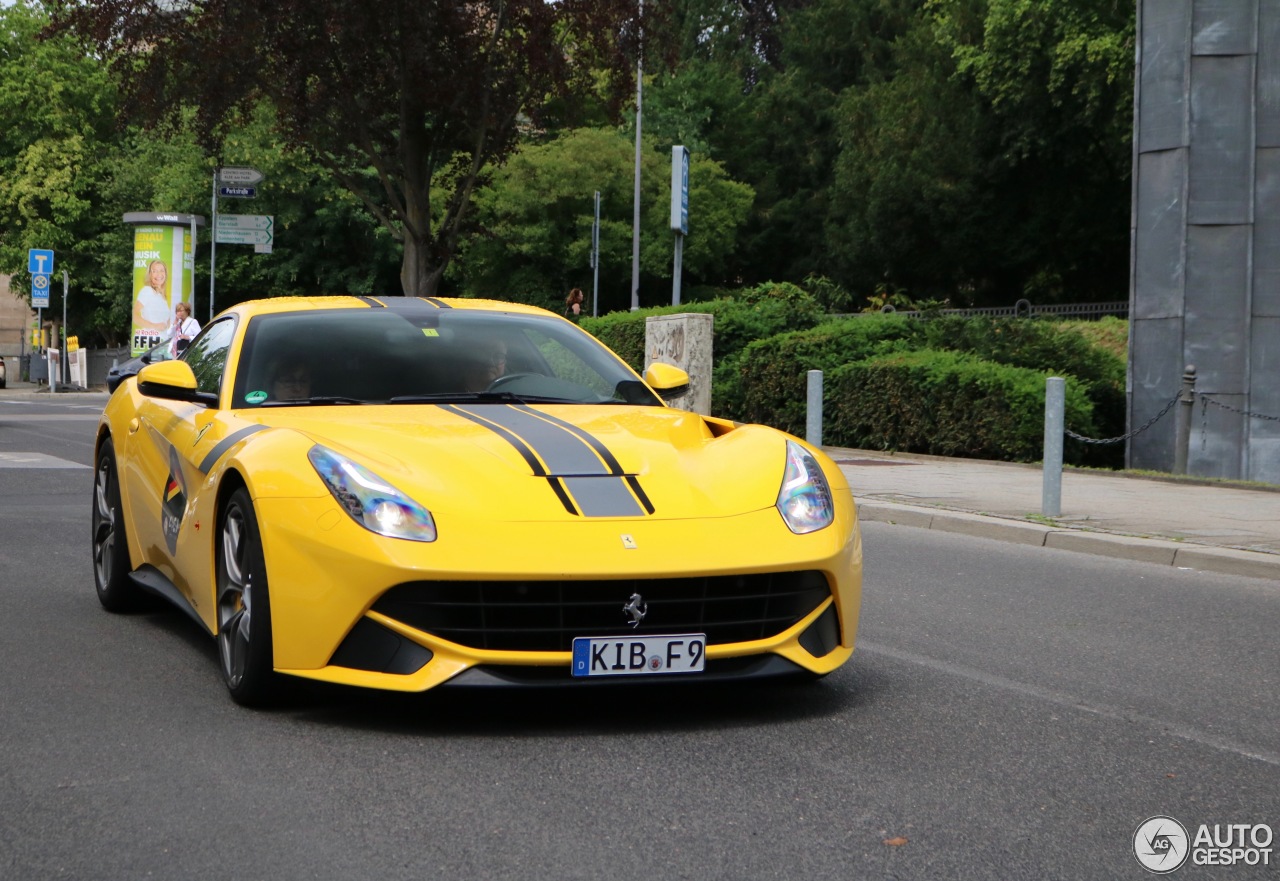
[725,315,920,432]
[581,281,825,372]
[581,297,1126,466]
[826,350,1097,462]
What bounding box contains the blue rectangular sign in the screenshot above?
[219,186,257,198]
[31,272,51,308]
[28,249,54,275]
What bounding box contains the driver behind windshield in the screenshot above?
[457,337,508,392]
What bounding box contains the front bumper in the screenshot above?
[254,497,862,692]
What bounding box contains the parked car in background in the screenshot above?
[105,342,172,393]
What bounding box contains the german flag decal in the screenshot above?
[441,404,654,517]
[161,445,188,553]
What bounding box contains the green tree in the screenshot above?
[49,0,647,298]
[452,127,752,313]
[0,0,121,335]
[827,0,1134,304]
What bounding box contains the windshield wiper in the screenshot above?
[389,391,531,405]
[259,395,370,407]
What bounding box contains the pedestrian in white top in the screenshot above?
[169,301,201,358]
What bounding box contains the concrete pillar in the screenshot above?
[644,312,714,415]
[1131,0,1280,481]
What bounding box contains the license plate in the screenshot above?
[571,633,706,677]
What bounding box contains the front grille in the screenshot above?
[371,571,831,652]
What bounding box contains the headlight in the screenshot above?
[776,440,834,534]
[308,445,437,542]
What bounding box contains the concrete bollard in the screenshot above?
[1043,376,1064,517]
[1173,364,1196,475]
[806,370,823,447]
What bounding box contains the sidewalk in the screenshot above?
[832,447,1280,581]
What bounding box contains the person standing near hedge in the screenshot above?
[564,288,585,322]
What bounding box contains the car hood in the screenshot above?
[243,403,789,521]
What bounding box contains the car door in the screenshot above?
[123,318,238,598]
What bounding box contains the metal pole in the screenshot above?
[1043,376,1065,517]
[629,0,643,311]
[806,370,823,447]
[1174,364,1196,475]
[209,168,218,322]
[61,270,69,387]
[672,233,683,306]
[592,190,600,317]
[37,305,44,387]
[190,214,197,316]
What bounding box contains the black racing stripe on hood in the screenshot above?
[355,296,382,307]
[468,405,610,476]
[438,404,547,475]
[548,478,580,516]
[422,297,452,309]
[197,425,269,474]
[455,404,652,518]
[511,405,626,475]
[626,475,656,515]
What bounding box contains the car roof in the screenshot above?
[219,296,557,321]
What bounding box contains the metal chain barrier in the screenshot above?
[1200,394,1280,423]
[1063,392,1181,445]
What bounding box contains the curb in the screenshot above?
[857,500,1280,582]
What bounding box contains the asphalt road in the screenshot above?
[1,397,1277,880]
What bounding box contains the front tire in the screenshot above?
[92,439,142,611]
[216,487,279,706]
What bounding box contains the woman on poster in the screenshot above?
[133,259,171,335]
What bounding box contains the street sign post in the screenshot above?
[219,186,257,198]
[31,272,50,308]
[670,146,690,306]
[216,215,274,251]
[217,166,265,186]
[28,248,54,275]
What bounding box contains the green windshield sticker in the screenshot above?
[245,390,268,405]
[422,328,439,337]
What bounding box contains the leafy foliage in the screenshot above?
[48,0,647,296]
[452,127,752,312]
[826,349,1097,461]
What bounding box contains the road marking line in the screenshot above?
[0,452,90,469]
[858,639,1280,767]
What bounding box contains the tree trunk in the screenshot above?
[400,231,440,297]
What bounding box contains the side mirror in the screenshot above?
[643,362,691,402]
[137,360,218,407]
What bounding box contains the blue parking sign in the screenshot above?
[28,249,54,275]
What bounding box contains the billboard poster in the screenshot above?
[130,225,193,356]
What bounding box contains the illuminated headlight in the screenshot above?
[776,440,834,534]
[308,445,437,542]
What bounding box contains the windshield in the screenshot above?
[230,307,663,408]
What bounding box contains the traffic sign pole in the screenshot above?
[210,168,218,322]
[62,270,68,387]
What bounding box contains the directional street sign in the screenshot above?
[219,186,257,198]
[217,166,265,186]
[216,228,273,245]
[31,272,50,308]
[28,249,54,275]
[218,214,273,231]
[216,214,274,248]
